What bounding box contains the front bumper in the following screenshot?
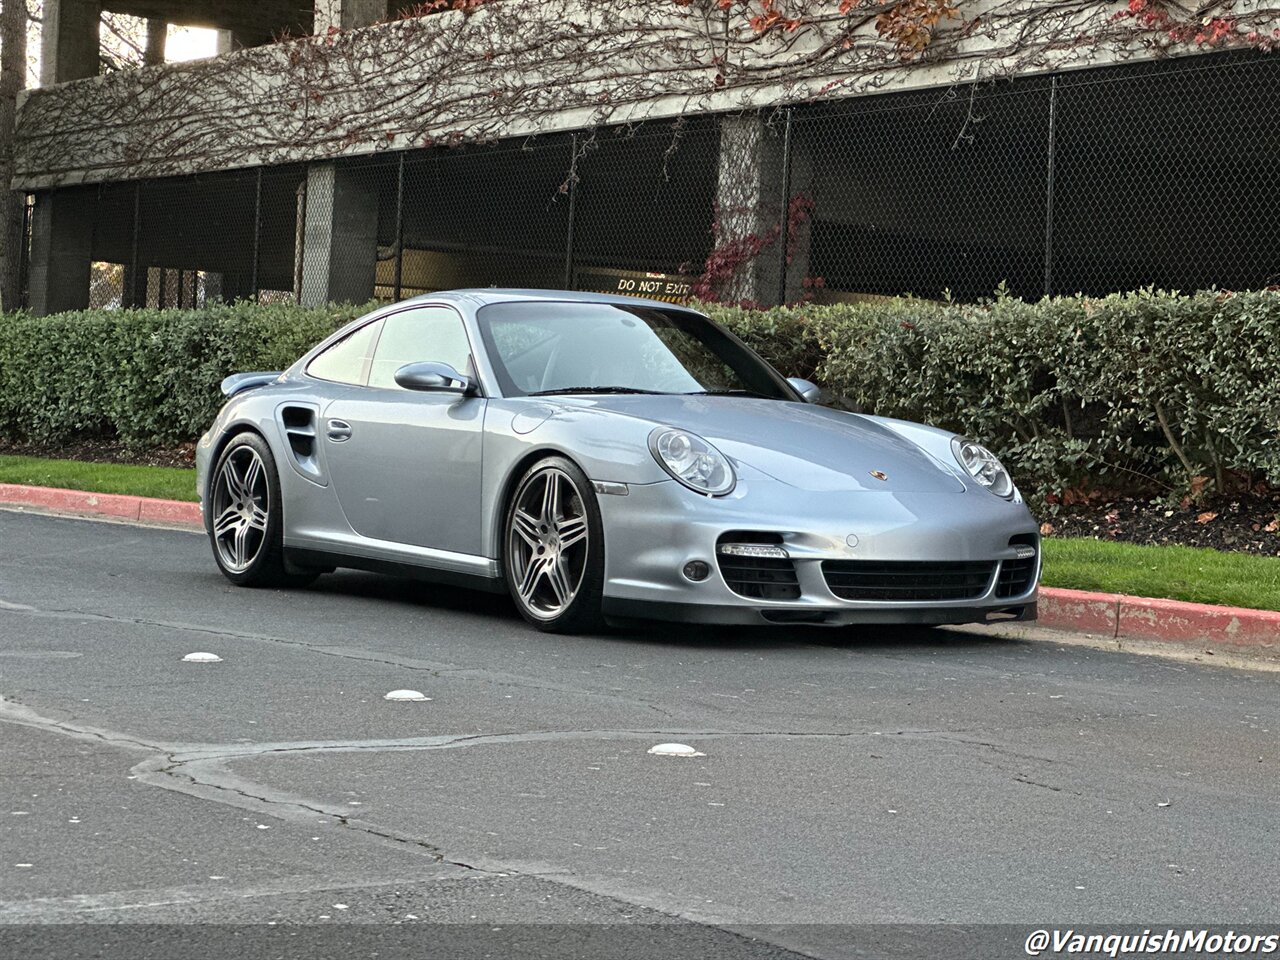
[596,478,1040,627]
[601,596,1037,627]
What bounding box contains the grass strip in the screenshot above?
[1041,537,1280,612]
[0,454,198,503]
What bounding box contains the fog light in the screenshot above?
[1013,545,1037,560]
[717,543,789,559]
[682,560,711,582]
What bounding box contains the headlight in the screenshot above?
[648,427,736,496]
[951,437,1014,498]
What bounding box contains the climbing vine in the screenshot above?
[13,0,1279,190]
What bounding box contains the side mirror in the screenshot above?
[394,361,473,394]
[787,377,821,403]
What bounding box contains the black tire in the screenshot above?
[207,432,317,589]
[503,455,606,633]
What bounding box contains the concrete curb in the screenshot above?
[2,482,1276,648]
[1038,586,1280,648]
[0,483,203,528]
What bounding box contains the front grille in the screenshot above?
[996,555,1038,598]
[822,560,996,602]
[717,555,801,601]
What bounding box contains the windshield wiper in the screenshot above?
[529,386,665,396]
[684,388,773,399]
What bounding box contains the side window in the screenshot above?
[306,319,383,385]
[367,306,472,390]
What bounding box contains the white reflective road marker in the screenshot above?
[384,690,430,702]
[181,652,223,663]
[647,743,705,757]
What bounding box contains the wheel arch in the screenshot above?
[204,423,272,519]
[490,446,592,564]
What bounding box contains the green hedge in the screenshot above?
[0,302,372,449]
[728,288,1280,500]
[2,289,1278,501]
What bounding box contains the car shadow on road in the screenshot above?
[301,569,525,619]
[302,571,1022,656]
[609,620,1020,654]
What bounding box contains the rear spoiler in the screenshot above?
[220,372,283,398]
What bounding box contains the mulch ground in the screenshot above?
[1040,490,1280,557]
[0,438,196,470]
[4,439,1279,557]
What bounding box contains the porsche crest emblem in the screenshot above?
[869,470,889,482]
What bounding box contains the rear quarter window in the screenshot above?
[306,320,383,385]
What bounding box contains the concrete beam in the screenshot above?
[40,0,101,87]
[299,162,378,306]
[14,2,1215,190]
[28,190,95,316]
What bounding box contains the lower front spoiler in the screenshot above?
[601,598,1038,628]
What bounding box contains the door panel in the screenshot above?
[323,390,485,553]
[321,305,486,556]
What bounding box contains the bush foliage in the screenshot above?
[2,289,1278,501]
[0,302,371,450]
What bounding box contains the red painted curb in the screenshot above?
[0,483,202,528]
[138,497,204,527]
[1118,595,1280,647]
[1039,586,1280,648]
[1038,587,1120,637]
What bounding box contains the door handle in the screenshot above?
[326,419,352,442]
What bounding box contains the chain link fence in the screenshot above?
[24,50,1280,313]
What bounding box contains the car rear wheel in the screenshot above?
[504,456,605,633]
[208,432,317,588]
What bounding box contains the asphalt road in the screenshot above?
[2,510,1278,959]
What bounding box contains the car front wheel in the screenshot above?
[503,456,605,633]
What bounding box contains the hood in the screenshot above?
[554,395,966,494]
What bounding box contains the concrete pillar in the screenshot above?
[144,20,166,65]
[782,140,813,305]
[40,0,101,86]
[299,162,378,306]
[713,115,812,306]
[214,29,259,53]
[28,191,94,316]
[313,0,387,32]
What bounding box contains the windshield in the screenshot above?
[475,301,795,400]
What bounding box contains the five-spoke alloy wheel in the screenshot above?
[208,432,316,588]
[504,456,605,632]
[211,445,269,574]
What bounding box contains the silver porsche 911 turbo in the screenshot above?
[196,289,1040,633]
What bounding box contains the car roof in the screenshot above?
[399,288,700,313]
